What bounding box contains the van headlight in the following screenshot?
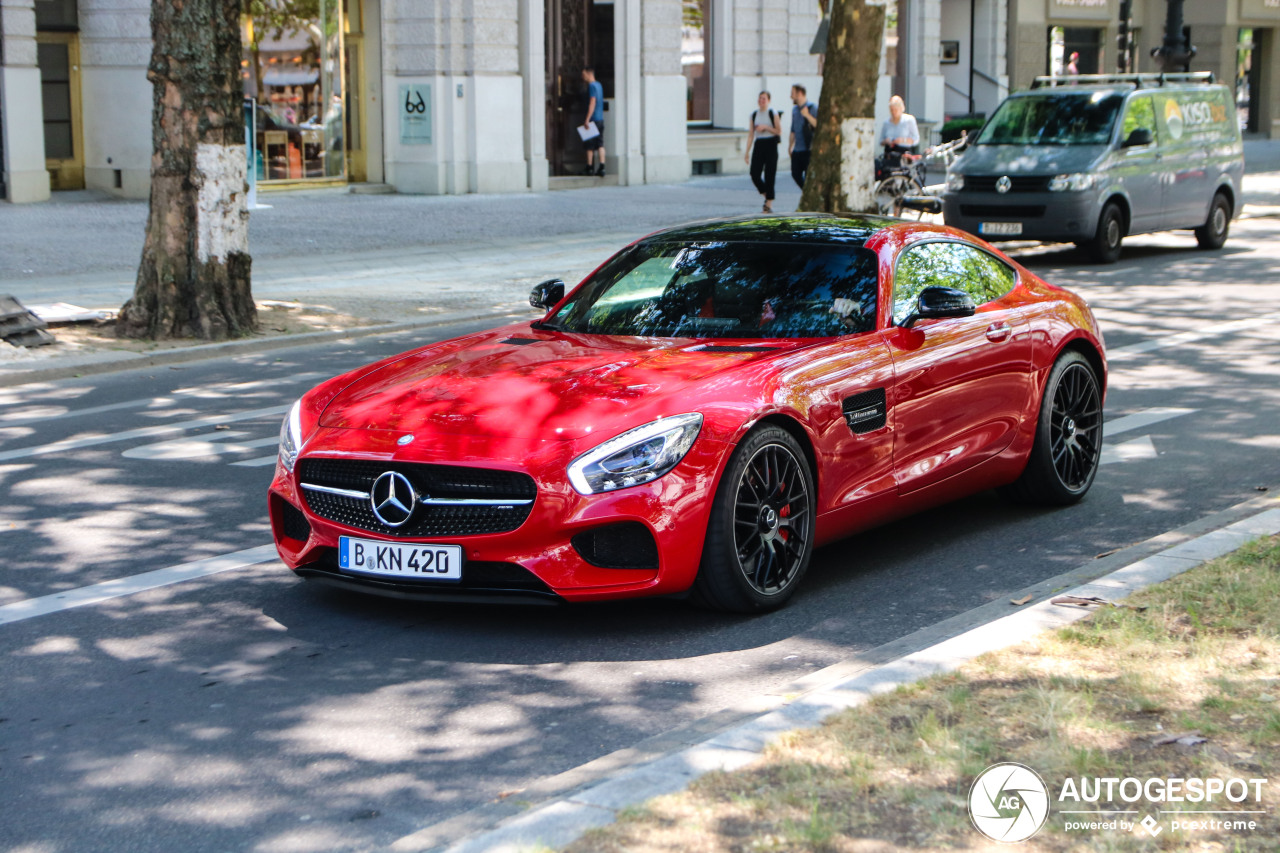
[1049,173,1095,192]
[278,400,303,472]
[946,173,965,191]
[568,414,703,495]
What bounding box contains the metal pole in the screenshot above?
[1117,0,1132,73]
[1152,0,1195,73]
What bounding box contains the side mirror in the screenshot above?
[900,286,976,328]
[529,279,566,310]
[1122,127,1154,148]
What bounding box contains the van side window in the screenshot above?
[1121,96,1157,146]
[894,242,1018,324]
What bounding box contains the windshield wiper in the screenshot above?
[531,319,566,331]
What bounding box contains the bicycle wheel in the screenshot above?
[873,175,923,217]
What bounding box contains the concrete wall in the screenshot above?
[1,0,50,202]
[79,0,151,198]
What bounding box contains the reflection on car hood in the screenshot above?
[318,326,802,440]
[956,144,1107,177]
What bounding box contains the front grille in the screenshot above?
[572,523,660,570]
[959,204,1047,219]
[298,459,536,538]
[280,499,312,542]
[961,175,1051,193]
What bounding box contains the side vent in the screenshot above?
[842,388,887,434]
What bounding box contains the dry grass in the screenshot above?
[565,535,1280,853]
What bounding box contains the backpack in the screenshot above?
[801,104,815,147]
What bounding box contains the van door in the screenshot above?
[1151,89,1212,228]
[1115,95,1162,234]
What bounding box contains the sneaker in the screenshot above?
[763,200,773,213]
[584,165,594,176]
[596,164,606,177]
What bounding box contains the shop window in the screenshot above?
[683,0,711,123]
[243,0,346,181]
[34,0,78,31]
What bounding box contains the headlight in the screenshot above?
[1048,173,1095,192]
[278,399,303,472]
[567,414,703,495]
[946,173,965,191]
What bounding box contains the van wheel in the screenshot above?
[1195,192,1232,250]
[1086,203,1125,264]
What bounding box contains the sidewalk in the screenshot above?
[2,140,1280,385]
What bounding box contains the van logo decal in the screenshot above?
[995,176,1012,194]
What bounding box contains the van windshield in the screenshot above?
[975,92,1125,146]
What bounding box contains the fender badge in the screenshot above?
[397,434,415,446]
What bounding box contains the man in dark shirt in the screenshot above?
[582,67,606,177]
[788,84,818,189]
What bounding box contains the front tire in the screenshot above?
[1194,192,1232,250]
[1001,351,1103,506]
[1087,202,1125,264]
[693,426,816,613]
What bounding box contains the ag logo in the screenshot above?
[968,762,1050,843]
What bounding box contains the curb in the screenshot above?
[392,494,1280,853]
[0,307,531,389]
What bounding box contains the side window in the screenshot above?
[1121,96,1156,145]
[894,242,1018,324]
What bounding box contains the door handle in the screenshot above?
[985,322,1012,342]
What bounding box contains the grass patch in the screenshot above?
[564,535,1280,852]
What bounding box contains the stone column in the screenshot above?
[0,0,51,202]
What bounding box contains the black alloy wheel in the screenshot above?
[693,426,815,612]
[1001,351,1103,505]
[1195,192,1232,250]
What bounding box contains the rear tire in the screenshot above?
[1086,202,1125,264]
[1194,192,1232,250]
[692,426,816,613]
[1001,351,1103,506]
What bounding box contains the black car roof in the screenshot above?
[638,213,896,246]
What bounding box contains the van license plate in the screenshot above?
[338,536,463,582]
[980,222,1022,236]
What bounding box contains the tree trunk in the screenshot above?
[799,0,886,213]
[119,0,256,340]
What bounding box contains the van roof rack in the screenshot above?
[1031,72,1215,89]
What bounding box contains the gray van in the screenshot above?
[941,73,1243,263]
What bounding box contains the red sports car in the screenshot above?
[268,215,1105,612]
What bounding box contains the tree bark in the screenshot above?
[798,0,886,214]
[119,0,256,340]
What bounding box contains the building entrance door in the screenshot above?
[545,0,614,176]
[36,33,84,191]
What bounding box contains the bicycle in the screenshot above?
[873,134,970,219]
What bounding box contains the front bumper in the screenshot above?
[267,429,730,604]
[942,190,1098,242]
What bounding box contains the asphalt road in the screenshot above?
[2,217,1280,852]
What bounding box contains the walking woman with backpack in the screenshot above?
[745,91,782,213]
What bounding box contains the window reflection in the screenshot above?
[243,0,345,181]
[894,242,1017,324]
[683,0,711,123]
[552,242,879,339]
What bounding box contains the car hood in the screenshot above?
[318,326,800,441]
[956,144,1107,176]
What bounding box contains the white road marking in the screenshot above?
[231,455,281,468]
[1104,407,1195,437]
[1101,435,1158,466]
[0,545,279,627]
[0,404,290,463]
[122,433,280,461]
[1107,312,1280,360]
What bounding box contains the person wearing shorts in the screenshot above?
[582,67,606,177]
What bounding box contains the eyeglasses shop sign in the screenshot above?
[400,84,432,145]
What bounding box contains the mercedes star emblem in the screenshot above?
[370,471,416,527]
[995,175,1012,194]
[397,434,415,446]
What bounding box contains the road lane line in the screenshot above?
[1104,407,1195,437]
[0,545,280,627]
[1107,311,1280,359]
[1101,435,1158,466]
[0,404,290,462]
[231,455,281,468]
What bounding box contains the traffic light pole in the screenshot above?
[1151,0,1196,72]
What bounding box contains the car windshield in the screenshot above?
[546,241,880,339]
[976,92,1125,146]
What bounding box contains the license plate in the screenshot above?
[338,536,463,582]
[980,221,1023,236]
